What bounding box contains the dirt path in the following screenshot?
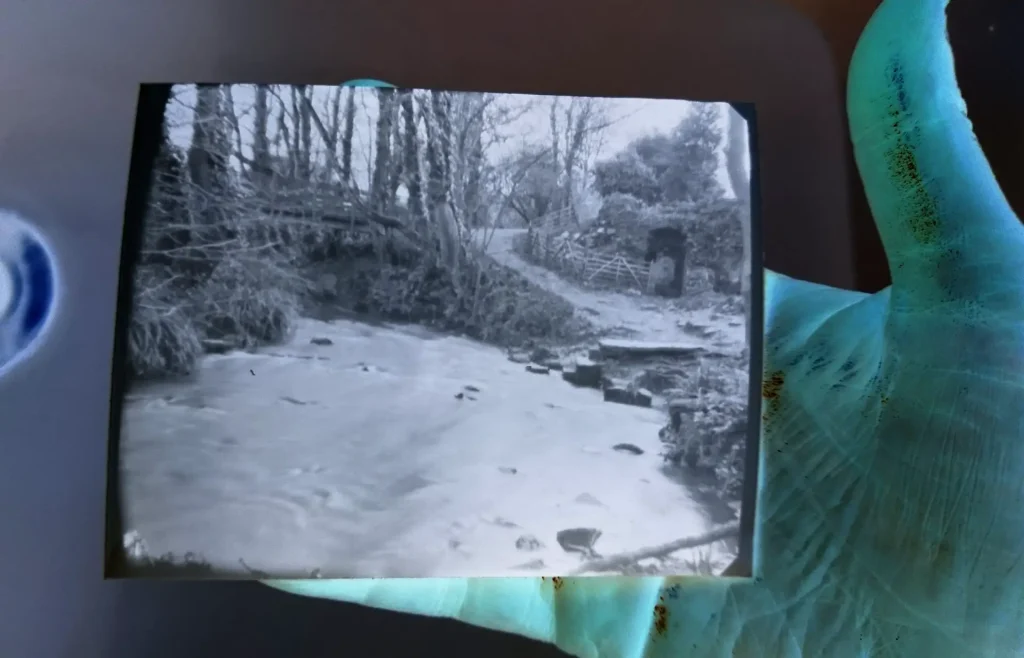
[476,228,745,351]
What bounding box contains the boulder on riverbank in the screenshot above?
[562,357,604,389]
[603,384,653,408]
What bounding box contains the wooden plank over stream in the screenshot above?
[597,338,705,360]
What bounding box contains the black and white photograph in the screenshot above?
[116,84,756,579]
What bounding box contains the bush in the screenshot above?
[596,193,646,228]
[593,151,662,204]
[127,300,204,379]
[190,256,301,349]
[122,530,218,577]
[126,97,361,382]
[682,198,744,280]
[126,243,304,380]
[467,264,589,345]
[660,355,748,501]
[348,246,590,348]
[639,201,692,228]
[127,266,204,379]
[130,551,219,577]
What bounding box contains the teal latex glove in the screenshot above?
[266,0,1024,655]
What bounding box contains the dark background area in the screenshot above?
[0,0,1019,656]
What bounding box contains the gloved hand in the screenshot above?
[265,0,1024,655]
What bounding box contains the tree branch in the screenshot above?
[568,520,739,575]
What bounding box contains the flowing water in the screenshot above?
[120,317,728,578]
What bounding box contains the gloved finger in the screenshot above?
[846,0,1024,307]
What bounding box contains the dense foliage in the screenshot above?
[127,86,592,381]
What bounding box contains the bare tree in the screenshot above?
[544,96,610,221]
[445,92,494,227]
[559,97,600,215]
[491,97,609,228]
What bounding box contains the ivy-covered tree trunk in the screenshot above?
[432,91,453,203]
[251,85,272,184]
[387,101,404,210]
[463,125,484,227]
[296,85,313,181]
[322,85,343,183]
[549,98,561,195]
[275,94,295,180]
[399,90,426,224]
[341,87,356,188]
[185,83,235,283]
[370,88,396,212]
[188,84,231,197]
[423,90,463,271]
[423,91,447,214]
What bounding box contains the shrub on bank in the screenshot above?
[126,250,303,380]
[126,265,204,380]
[126,298,204,380]
[190,256,301,349]
[345,246,591,348]
[660,355,749,501]
[129,219,591,382]
[129,552,219,577]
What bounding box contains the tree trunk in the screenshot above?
[399,90,426,224]
[432,91,453,203]
[563,99,591,219]
[422,91,463,269]
[341,87,356,186]
[370,88,396,211]
[187,84,225,194]
[387,101,404,209]
[319,85,343,183]
[424,90,452,214]
[277,90,296,179]
[464,124,484,227]
[251,85,272,184]
[288,86,302,178]
[185,84,234,283]
[296,85,313,181]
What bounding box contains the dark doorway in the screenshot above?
[645,226,686,297]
